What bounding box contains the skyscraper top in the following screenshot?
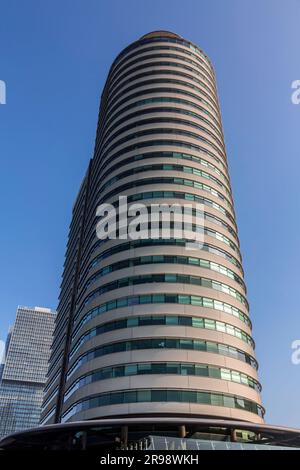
[109,30,214,74]
[140,30,182,40]
[17,305,56,314]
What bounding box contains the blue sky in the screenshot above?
[0,0,300,427]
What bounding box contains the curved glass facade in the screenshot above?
[42,31,264,425]
[64,361,261,403]
[69,314,254,360]
[61,389,264,423]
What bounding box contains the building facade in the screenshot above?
[41,31,264,426]
[0,330,11,383]
[0,306,56,438]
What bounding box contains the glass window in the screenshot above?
[167,390,181,402]
[191,295,202,306]
[180,339,193,349]
[107,300,116,310]
[90,396,100,408]
[166,316,178,325]
[114,366,125,378]
[165,294,177,303]
[223,395,235,408]
[165,363,180,374]
[152,316,165,325]
[220,368,231,381]
[126,391,137,403]
[208,366,220,378]
[177,316,189,326]
[139,316,153,326]
[183,166,192,173]
[226,325,235,336]
[203,298,213,308]
[192,317,204,328]
[117,298,127,308]
[152,294,164,303]
[153,339,166,348]
[127,317,139,327]
[182,390,196,403]
[125,364,138,376]
[98,304,106,313]
[194,340,206,351]
[214,300,223,311]
[101,368,112,380]
[197,392,210,404]
[235,330,242,340]
[128,296,139,305]
[211,394,223,406]
[181,363,195,375]
[235,398,246,410]
[223,303,232,314]
[216,321,226,333]
[166,338,177,348]
[206,342,218,353]
[194,364,207,376]
[110,392,123,405]
[190,276,201,285]
[178,295,190,304]
[137,363,152,374]
[151,363,165,374]
[204,318,215,330]
[200,259,210,269]
[140,295,152,304]
[231,371,241,383]
[202,279,212,289]
[151,390,167,402]
[165,274,177,282]
[152,255,164,263]
[240,374,249,386]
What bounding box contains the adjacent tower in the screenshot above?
[41,31,264,426]
[0,306,56,438]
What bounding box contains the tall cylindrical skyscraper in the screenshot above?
[41,31,264,426]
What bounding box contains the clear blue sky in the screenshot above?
[0,0,299,427]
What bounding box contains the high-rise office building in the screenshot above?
[0,330,11,383]
[0,329,12,384]
[41,31,264,426]
[0,306,56,438]
[0,364,4,383]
